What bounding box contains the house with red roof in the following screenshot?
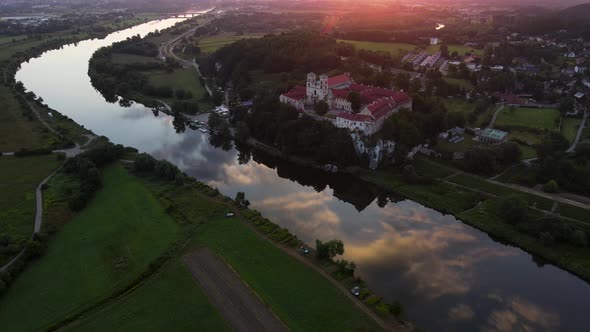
[279,72,412,135]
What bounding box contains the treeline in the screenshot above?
[381,96,463,148]
[63,142,128,211]
[206,12,324,34]
[199,31,404,98]
[462,142,522,175]
[230,95,359,167]
[199,32,343,90]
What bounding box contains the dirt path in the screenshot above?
[183,248,288,332]
[566,110,588,153]
[487,104,504,129]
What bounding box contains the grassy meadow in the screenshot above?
[0,155,60,265]
[144,68,212,108]
[198,33,264,53]
[496,107,560,131]
[63,261,230,332]
[0,164,179,331]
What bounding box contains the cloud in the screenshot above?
[482,295,560,332]
[449,304,475,321]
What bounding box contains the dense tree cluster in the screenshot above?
[231,95,359,166]
[315,239,344,261]
[134,153,185,184]
[462,142,522,175]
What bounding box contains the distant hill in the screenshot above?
[558,3,590,21]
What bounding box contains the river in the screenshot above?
[15,17,590,332]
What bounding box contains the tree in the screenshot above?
[347,91,362,113]
[543,180,559,193]
[315,239,344,260]
[498,195,527,224]
[440,43,449,58]
[314,100,329,116]
[235,191,250,208]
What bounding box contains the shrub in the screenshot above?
[543,180,559,193]
[375,302,390,316]
[540,232,555,247]
[498,195,527,224]
[364,295,381,305]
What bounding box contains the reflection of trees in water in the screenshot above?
[118,98,132,107]
[172,113,186,133]
[209,131,233,151]
[248,147,401,212]
[235,142,252,165]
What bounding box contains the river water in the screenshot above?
[15,17,590,332]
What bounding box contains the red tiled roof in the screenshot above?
[328,73,353,88]
[391,91,411,104]
[282,85,306,100]
[367,97,395,119]
[332,89,350,99]
[337,112,372,122]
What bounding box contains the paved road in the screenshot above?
[183,248,288,332]
[487,104,504,129]
[0,134,96,273]
[566,110,588,153]
[159,19,213,96]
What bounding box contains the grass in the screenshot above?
[143,180,382,331]
[496,107,560,131]
[0,85,58,151]
[558,204,590,223]
[436,133,477,153]
[337,39,417,58]
[199,33,264,53]
[144,68,212,108]
[509,130,543,145]
[0,164,180,332]
[448,173,554,211]
[443,77,474,90]
[443,98,473,115]
[562,117,582,144]
[111,52,160,65]
[0,155,60,265]
[63,260,230,332]
[197,214,382,331]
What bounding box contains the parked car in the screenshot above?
[300,247,310,255]
[226,212,234,217]
[350,286,360,296]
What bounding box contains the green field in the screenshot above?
[198,212,382,331]
[111,52,160,65]
[64,261,230,332]
[338,40,483,58]
[443,98,474,115]
[443,77,474,90]
[145,68,212,107]
[561,118,582,144]
[495,107,560,130]
[142,180,382,331]
[0,164,179,331]
[0,155,60,265]
[337,39,417,57]
[0,85,57,151]
[509,130,543,146]
[199,33,264,53]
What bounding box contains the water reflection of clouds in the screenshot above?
[482,295,560,332]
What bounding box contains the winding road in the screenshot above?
[158,18,213,96]
[0,107,96,273]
